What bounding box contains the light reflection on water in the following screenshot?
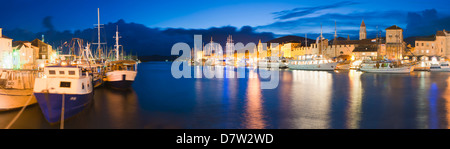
[3,62,450,129]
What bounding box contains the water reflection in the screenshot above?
[290,70,332,128]
[243,70,266,129]
[347,70,363,129]
[444,77,450,129]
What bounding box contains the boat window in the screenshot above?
[49,70,56,75]
[59,71,65,75]
[69,71,76,75]
[60,81,71,88]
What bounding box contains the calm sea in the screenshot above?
[1,61,450,129]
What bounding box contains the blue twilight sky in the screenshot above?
[1,0,450,37]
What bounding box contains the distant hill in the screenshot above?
[404,35,435,47]
[266,35,315,46]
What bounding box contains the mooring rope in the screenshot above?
[4,95,34,129]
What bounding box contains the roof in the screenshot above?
[386,25,402,30]
[436,31,446,36]
[334,38,384,45]
[352,46,378,52]
[0,35,12,39]
[31,38,49,47]
[361,20,366,27]
[12,41,31,48]
[415,35,436,41]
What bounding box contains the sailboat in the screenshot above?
[105,26,138,89]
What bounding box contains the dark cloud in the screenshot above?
[273,1,359,20]
[258,10,407,39]
[405,9,443,37]
[4,19,274,57]
[42,16,55,31]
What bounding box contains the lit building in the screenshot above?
[0,28,13,69]
[414,30,449,58]
[12,41,35,69]
[385,25,405,60]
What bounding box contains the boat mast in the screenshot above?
[320,23,323,56]
[93,8,105,59]
[114,25,121,61]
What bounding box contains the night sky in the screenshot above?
[2,0,450,56]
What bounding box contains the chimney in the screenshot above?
[0,28,2,37]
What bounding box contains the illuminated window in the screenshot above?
[426,50,429,53]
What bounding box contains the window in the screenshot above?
[69,71,75,75]
[82,83,84,89]
[49,70,56,75]
[426,50,429,53]
[60,82,71,88]
[417,43,419,46]
[59,71,65,75]
[422,43,424,46]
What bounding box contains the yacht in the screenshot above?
[430,61,450,72]
[288,55,337,71]
[33,65,93,123]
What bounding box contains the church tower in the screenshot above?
[359,20,366,40]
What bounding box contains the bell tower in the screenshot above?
[359,20,366,40]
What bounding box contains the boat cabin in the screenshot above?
[44,66,83,78]
[107,60,137,72]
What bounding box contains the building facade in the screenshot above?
[0,28,13,69]
[414,30,449,58]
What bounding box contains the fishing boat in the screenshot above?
[105,26,138,89]
[288,55,337,71]
[33,65,93,123]
[105,60,137,88]
[0,70,38,111]
[430,61,450,72]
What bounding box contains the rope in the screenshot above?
[4,95,34,129]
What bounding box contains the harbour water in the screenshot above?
[1,62,450,129]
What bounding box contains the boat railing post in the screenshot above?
[60,93,65,129]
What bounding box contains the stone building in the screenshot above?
[414,30,449,58]
[385,25,405,60]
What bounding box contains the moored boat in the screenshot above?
[33,65,93,123]
[288,55,337,71]
[105,60,137,89]
[359,61,413,73]
[430,61,450,72]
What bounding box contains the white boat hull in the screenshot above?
[257,62,288,68]
[360,67,413,73]
[430,67,450,72]
[105,70,137,88]
[288,62,337,71]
